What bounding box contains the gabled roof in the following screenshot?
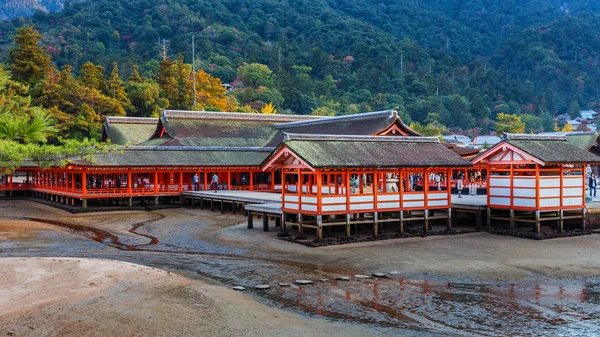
[145,110,321,147]
[70,146,273,168]
[101,117,158,145]
[566,132,599,151]
[444,143,481,157]
[262,134,472,170]
[473,133,600,165]
[274,109,420,137]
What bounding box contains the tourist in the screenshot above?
[212,173,219,193]
[589,173,597,198]
[434,173,441,190]
[456,176,464,198]
[193,173,199,191]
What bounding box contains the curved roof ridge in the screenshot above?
[283,133,439,143]
[162,110,322,122]
[275,109,395,128]
[105,116,158,126]
[503,133,567,141]
[126,146,274,152]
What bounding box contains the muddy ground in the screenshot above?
[1,200,600,336]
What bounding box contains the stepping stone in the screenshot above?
[319,279,329,283]
[389,271,400,275]
[232,286,246,291]
[372,273,388,278]
[254,284,271,290]
[336,276,350,281]
[295,280,314,285]
[278,283,292,287]
[353,274,370,279]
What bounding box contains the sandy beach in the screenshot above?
[0,257,392,337]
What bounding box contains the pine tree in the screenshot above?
[107,62,131,112]
[128,65,143,83]
[8,26,52,87]
[157,57,179,109]
[78,62,106,91]
[175,54,194,109]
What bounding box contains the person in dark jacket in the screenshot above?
[589,173,597,198]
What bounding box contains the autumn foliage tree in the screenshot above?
[495,113,525,135]
[8,26,51,86]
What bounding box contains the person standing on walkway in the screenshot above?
[589,173,597,198]
[193,173,199,191]
[212,173,219,193]
[456,175,464,198]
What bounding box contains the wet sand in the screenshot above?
[2,200,600,335]
[0,257,388,337]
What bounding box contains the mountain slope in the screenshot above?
[1,0,64,21]
[1,0,599,128]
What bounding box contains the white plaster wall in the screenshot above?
[563,187,583,197]
[350,195,374,203]
[350,203,374,211]
[490,187,510,196]
[540,178,560,187]
[403,201,425,208]
[301,204,317,212]
[403,193,425,201]
[563,197,583,206]
[513,178,536,187]
[540,188,560,197]
[513,188,535,197]
[428,193,447,200]
[490,177,510,187]
[540,198,560,207]
[284,203,299,210]
[513,198,535,208]
[284,195,298,202]
[378,202,401,209]
[490,197,510,206]
[323,205,347,212]
[322,196,346,204]
[302,196,317,204]
[563,177,583,187]
[429,200,449,207]
[378,194,401,201]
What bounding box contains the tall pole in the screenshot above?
[192,34,197,110]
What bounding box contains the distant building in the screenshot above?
[442,135,471,147]
[580,110,598,120]
[472,135,501,149]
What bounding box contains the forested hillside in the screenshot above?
[1,0,600,136]
[0,0,64,21]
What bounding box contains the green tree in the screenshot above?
[520,114,544,133]
[237,63,274,89]
[311,106,336,116]
[7,26,52,86]
[495,113,525,135]
[568,101,581,119]
[409,122,445,137]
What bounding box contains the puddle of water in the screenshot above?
[3,216,600,336]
